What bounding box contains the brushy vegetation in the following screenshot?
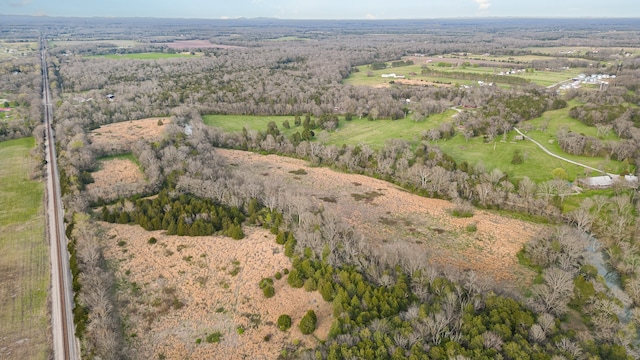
[101,189,245,239]
[277,314,292,331]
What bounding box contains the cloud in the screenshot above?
[473,0,491,11]
[364,13,376,20]
[10,0,32,7]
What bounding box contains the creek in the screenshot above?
[584,233,632,322]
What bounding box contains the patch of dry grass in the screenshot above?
[102,224,331,360]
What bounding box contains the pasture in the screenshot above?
[203,114,300,134]
[345,54,587,88]
[204,103,628,183]
[0,137,49,360]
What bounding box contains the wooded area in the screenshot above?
[3,15,640,359]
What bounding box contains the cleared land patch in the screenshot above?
[0,137,49,360]
[204,108,626,182]
[345,54,586,88]
[87,157,145,191]
[101,224,331,360]
[90,117,170,151]
[218,149,543,290]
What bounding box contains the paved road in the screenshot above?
[513,127,612,177]
[41,35,80,360]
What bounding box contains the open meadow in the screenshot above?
[204,105,627,183]
[344,53,586,88]
[0,138,49,360]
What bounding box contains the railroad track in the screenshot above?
[40,35,80,360]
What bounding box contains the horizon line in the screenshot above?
[2,13,640,21]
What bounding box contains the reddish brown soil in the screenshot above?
[102,224,331,360]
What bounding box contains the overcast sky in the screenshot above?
[1,0,637,19]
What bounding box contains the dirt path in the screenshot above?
[514,127,611,176]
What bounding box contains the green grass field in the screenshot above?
[204,103,629,183]
[437,132,625,183]
[324,111,455,148]
[344,55,586,88]
[0,137,49,360]
[203,111,455,149]
[88,52,197,60]
[203,114,301,135]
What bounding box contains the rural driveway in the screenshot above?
[513,127,611,176]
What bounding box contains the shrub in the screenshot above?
[284,236,297,257]
[259,277,274,289]
[299,310,317,335]
[148,237,157,244]
[262,285,275,298]
[304,278,317,292]
[274,272,282,280]
[287,269,304,288]
[511,150,524,164]
[277,314,292,331]
[466,222,477,232]
[206,331,223,343]
[451,203,474,218]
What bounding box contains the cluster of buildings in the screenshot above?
[381,73,405,79]
[558,73,615,90]
[497,69,526,76]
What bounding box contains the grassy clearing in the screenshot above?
[0,137,49,360]
[324,111,455,149]
[526,101,620,141]
[204,103,628,182]
[203,114,300,135]
[204,112,454,150]
[88,52,196,60]
[345,55,585,87]
[98,152,139,164]
[437,131,624,183]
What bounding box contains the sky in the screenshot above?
[1,0,637,19]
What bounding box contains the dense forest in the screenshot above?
[3,16,640,359]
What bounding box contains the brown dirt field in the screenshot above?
[217,149,543,289]
[164,40,244,50]
[87,158,145,192]
[102,224,331,360]
[90,117,169,152]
